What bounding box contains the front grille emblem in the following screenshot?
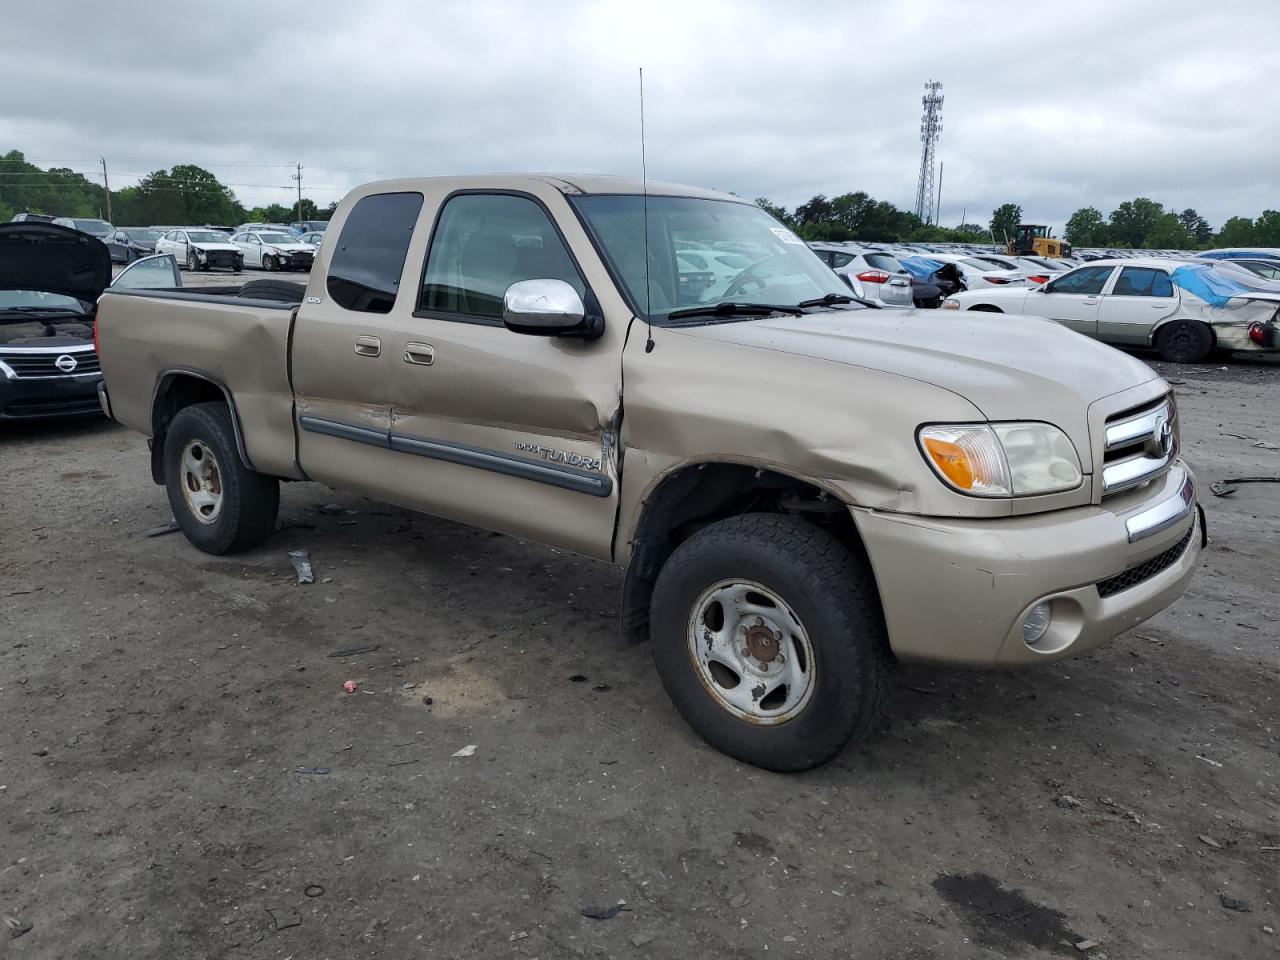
[54,354,79,373]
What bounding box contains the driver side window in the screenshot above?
[1048,265,1114,295]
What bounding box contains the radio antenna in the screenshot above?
[640,67,655,353]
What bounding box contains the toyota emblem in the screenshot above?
[1150,415,1173,457]
[54,354,79,373]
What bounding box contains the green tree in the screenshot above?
[1144,213,1192,250]
[1065,206,1107,246]
[754,197,791,225]
[989,204,1022,244]
[1216,217,1256,246]
[1177,209,1212,246]
[955,222,986,237]
[1107,197,1163,247]
[1253,210,1280,246]
[169,164,240,224]
[793,195,834,231]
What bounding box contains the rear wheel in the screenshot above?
[1155,319,1213,363]
[163,402,279,555]
[650,513,892,772]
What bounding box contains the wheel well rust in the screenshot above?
[620,463,872,643]
[149,371,251,484]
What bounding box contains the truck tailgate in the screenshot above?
[97,290,301,478]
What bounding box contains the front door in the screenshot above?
[380,189,624,560]
[1096,265,1178,345]
[1034,264,1117,337]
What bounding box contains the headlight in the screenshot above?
[918,422,1082,497]
[942,300,959,310]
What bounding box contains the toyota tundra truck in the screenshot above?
[95,175,1202,771]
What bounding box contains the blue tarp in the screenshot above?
[1171,264,1255,307]
[899,255,945,280]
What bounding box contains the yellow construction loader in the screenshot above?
[1007,224,1071,258]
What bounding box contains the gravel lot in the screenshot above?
[1,288,1277,958]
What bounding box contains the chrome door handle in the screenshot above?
[404,342,434,366]
[354,335,381,357]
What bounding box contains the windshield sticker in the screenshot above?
[769,227,804,245]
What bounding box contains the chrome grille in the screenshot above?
[1101,395,1176,497]
[0,347,100,379]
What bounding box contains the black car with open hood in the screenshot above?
[0,222,179,419]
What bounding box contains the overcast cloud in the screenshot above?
[3,0,1277,229]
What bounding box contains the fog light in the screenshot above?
[1022,602,1052,646]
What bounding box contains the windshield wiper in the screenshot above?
[666,301,805,322]
[0,306,86,317]
[798,293,880,309]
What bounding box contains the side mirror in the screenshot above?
[503,279,599,338]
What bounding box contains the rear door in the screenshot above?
[1032,264,1116,336]
[291,190,424,503]
[379,188,624,560]
[1096,266,1178,345]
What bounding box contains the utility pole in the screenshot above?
[935,161,944,227]
[913,80,943,224]
[100,157,113,223]
[291,163,303,224]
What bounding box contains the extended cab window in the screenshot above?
[327,192,424,314]
[419,194,585,321]
[1112,267,1174,297]
[1048,265,1114,295]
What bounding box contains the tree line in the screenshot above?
[0,149,334,226]
[758,191,1280,250]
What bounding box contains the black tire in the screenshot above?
[163,402,279,555]
[238,279,306,303]
[263,254,276,272]
[186,251,197,272]
[1155,319,1214,363]
[650,513,892,772]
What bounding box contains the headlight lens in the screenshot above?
[942,300,960,310]
[919,422,1082,497]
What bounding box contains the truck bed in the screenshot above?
[97,288,303,479]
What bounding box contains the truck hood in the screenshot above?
[0,222,111,302]
[674,308,1160,463]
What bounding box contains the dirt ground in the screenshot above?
[1,332,1277,959]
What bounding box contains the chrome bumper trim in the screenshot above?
[1126,470,1195,543]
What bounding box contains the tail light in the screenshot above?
[93,314,100,354]
[1027,274,1050,285]
[984,276,1012,285]
[856,270,891,284]
[1249,322,1266,345]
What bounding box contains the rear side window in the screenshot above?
[419,193,585,322]
[326,192,424,314]
[1112,267,1173,297]
[864,253,902,272]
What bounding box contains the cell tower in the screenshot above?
[914,80,944,224]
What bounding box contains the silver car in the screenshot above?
[809,244,914,307]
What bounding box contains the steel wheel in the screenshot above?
[186,251,197,271]
[179,439,224,524]
[686,579,816,724]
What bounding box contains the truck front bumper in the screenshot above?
[852,463,1201,667]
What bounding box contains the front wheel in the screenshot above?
[1155,319,1214,363]
[263,254,276,272]
[163,402,280,555]
[650,513,892,772]
[186,251,198,272]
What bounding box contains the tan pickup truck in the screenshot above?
[96,175,1202,771]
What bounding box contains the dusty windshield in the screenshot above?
[187,231,229,243]
[572,195,851,322]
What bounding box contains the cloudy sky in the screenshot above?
[3,0,1276,229]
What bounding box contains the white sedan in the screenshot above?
[943,257,1280,362]
[155,228,243,272]
[229,231,317,272]
[918,252,1027,289]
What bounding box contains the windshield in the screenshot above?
[73,219,113,237]
[0,290,86,313]
[571,195,850,322]
[186,231,228,243]
[258,232,295,244]
[123,228,162,242]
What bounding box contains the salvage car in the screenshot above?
[809,245,914,307]
[0,221,178,419]
[943,258,1280,362]
[155,228,243,272]
[105,227,163,263]
[51,217,114,240]
[96,175,1201,772]
[229,230,315,272]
